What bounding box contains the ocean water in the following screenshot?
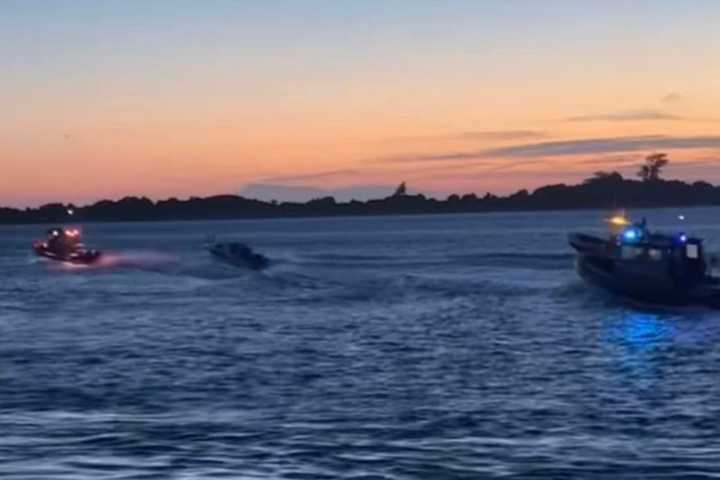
[2,208,720,479]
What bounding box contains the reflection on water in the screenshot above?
[601,308,720,395]
[615,312,676,349]
[603,311,678,390]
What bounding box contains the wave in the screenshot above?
[96,251,178,269]
[290,251,574,272]
[450,252,573,269]
[453,252,573,261]
[21,247,577,307]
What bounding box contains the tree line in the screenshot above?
[1,153,718,224]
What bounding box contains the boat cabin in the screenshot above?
[46,227,83,252]
[612,225,706,285]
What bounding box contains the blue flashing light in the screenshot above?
[622,227,641,242]
[678,234,688,243]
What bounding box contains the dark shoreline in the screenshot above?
[0,203,715,227]
[3,175,719,225]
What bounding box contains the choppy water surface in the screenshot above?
[3,208,720,479]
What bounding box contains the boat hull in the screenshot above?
[207,243,269,271]
[575,254,691,305]
[33,244,102,265]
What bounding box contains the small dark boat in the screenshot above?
[33,227,102,265]
[569,216,720,307]
[207,241,270,271]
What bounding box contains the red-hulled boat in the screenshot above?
[33,227,102,265]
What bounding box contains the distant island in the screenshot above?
[2,153,720,224]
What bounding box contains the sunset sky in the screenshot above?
[2,0,719,206]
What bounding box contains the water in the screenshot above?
[2,208,720,479]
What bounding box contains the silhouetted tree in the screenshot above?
[7,163,720,224]
[637,153,669,182]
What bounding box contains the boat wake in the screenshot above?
[282,251,574,271]
[94,251,179,270]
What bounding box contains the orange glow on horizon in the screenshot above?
[2,3,720,207]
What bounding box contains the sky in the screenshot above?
[1,0,719,206]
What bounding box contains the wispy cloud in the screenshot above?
[382,151,485,163]
[483,135,720,158]
[377,135,720,164]
[456,130,546,141]
[388,129,546,143]
[240,183,396,202]
[577,154,644,166]
[675,158,720,168]
[661,92,683,104]
[261,169,358,183]
[566,109,684,122]
[483,159,546,173]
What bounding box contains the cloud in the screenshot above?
[566,109,684,122]
[260,169,358,183]
[377,135,720,164]
[483,159,546,173]
[456,130,546,141]
[576,154,644,167]
[382,151,487,163]
[675,159,720,168]
[662,92,683,104]
[240,183,396,202]
[388,129,546,143]
[483,135,720,158]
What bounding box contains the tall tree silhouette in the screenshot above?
[637,153,669,182]
[392,181,408,197]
